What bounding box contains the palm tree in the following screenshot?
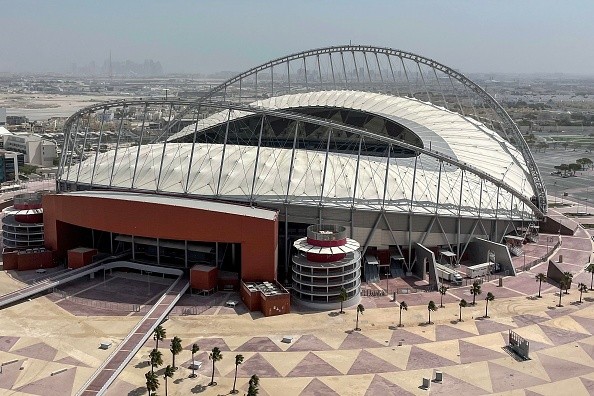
[208,347,223,386]
[339,287,348,314]
[247,374,260,396]
[535,273,547,298]
[484,292,495,318]
[578,282,588,303]
[170,336,183,369]
[470,281,482,305]
[586,263,594,290]
[189,343,199,378]
[398,301,408,327]
[355,304,365,331]
[458,299,467,322]
[558,278,568,307]
[427,300,437,324]
[149,348,163,374]
[145,370,159,396]
[154,325,166,349]
[563,271,573,294]
[231,354,244,394]
[438,284,449,308]
[163,364,175,396]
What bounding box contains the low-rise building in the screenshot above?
[3,134,57,167]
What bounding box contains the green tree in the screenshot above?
[484,292,495,318]
[231,354,244,394]
[339,287,348,314]
[355,304,365,331]
[569,163,581,175]
[154,325,166,349]
[398,301,408,327]
[170,336,183,370]
[585,263,594,290]
[438,284,449,308]
[458,299,467,322]
[190,343,200,378]
[563,272,573,294]
[163,364,175,396]
[427,301,437,324]
[209,347,223,386]
[145,370,159,396]
[247,374,260,396]
[149,348,163,374]
[535,273,547,298]
[470,281,482,305]
[578,283,588,303]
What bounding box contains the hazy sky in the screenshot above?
[1,0,592,75]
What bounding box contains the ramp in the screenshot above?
[76,270,188,395]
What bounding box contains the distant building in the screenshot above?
[0,108,6,126]
[0,150,24,182]
[6,115,28,126]
[3,134,57,167]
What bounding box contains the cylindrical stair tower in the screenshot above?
[2,192,45,250]
[292,224,361,310]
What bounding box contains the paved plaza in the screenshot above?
[0,207,593,395]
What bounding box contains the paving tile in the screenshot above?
[338,331,384,350]
[14,367,77,396]
[233,353,281,378]
[475,319,513,335]
[287,335,333,351]
[364,374,414,396]
[538,323,591,346]
[0,359,24,390]
[0,336,20,352]
[299,378,339,396]
[488,361,547,393]
[511,314,550,327]
[388,328,432,346]
[536,352,594,382]
[459,340,507,364]
[287,352,342,377]
[405,345,457,370]
[434,324,476,341]
[429,372,490,395]
[235,337,282,352]
[346,349,400,375]
[187,337,230,351]
[12,342,58,361]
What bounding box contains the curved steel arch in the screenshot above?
[59,98,543,218]
[155,45,546,213]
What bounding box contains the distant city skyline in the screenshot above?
[0,0,593,76]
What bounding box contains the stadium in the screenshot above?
[48,45,548,308]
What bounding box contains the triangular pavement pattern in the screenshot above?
[347,349,400,375]
[55,355,92,368]
[579,342,594,361]
[524,390,544,396]
[233,352,281,378]
[434,324,476,341]
[183,351,221,377]
[405,345,457,370]
[14,367,77,396]
[535,352,594,381]
[488,361,547,393]
[388,328,432,346]
[287,335,333,351]
[0,336,20,352]
[187,337,230,351]
[570,315,594,334]
[537,323,590,346]
[546,306,577,319]
[429,372,492,395]
[235,337,282,352]
[459,340,506,364]
[475,319,513,335]
[580,376,594,393]
[12,342,58,361]
[299,378,340,396]
[511,314,550,327]
[339,331,384,350]
[364,374,414,396]
[287,352,342,377]
[0,359,24,390]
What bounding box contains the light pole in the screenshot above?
[146,271,152,295]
